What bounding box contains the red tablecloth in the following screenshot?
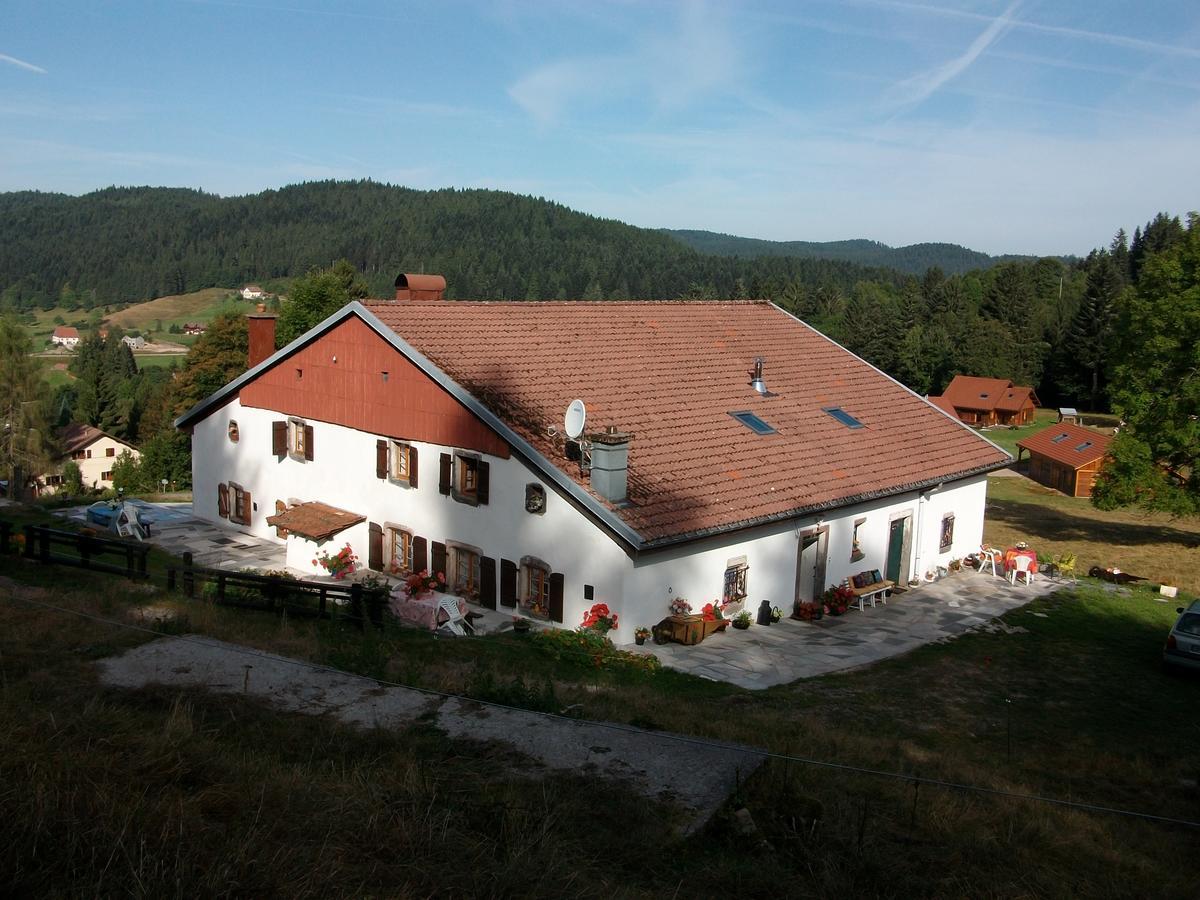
[1003,548,1038,574]
[388,589,466,630]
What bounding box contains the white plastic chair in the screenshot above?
[978,547,1001,577]
[437,597,472,635]
[1008,555,1034,586]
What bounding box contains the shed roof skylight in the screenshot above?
[1050,433,1070,443]
[729,411,776,435]
[1074,441,1093,452]
[823,407,865,429]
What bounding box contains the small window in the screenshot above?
[1050,433,1070,444]
[723,559,748,603]
[388,526,413,574]
[296,368,303,380]
[86,449,92,459]
[939,513,955,552]
[979,392,989,399]
[823,407,865,429]
[1074,441,1093,452]
[101,470,112,481]
[381,371,389,382]
[105,447,116,457]
[454,453,480,502]
[851,517,867,562]
[730,410,776,435]
[391,441,412,484]
[525,483,546,514]
[521,558,552,618]
[228,421,240,443]
[289,419,306,458]
[449,545,481,599]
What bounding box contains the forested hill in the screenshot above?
[0,181,910,309]
[663,229,1046,275]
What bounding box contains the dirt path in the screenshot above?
[99,635,764,832]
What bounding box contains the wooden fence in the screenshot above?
[16,522,151,579]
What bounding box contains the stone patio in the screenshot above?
[628,571,1063,689]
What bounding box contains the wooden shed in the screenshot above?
[1016,423,1112,498]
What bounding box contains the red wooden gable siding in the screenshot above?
[238,317,510,458]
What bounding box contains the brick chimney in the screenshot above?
[394,273,446,301]
[247,304,277,369]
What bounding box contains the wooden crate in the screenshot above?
[655,614,705,646]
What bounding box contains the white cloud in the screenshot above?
[0,53,46,74]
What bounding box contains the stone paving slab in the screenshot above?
[630,572,1063,689]
[99,636,763,833]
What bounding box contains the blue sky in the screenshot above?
[2,1,1198,255]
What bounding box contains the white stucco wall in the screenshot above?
[192,400,990,643]
[192,399,631,631]
[43,436,141,492]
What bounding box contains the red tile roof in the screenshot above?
[367,300,1010,544]
[52,326,80,339]
[938,375,1037,413]
[1017,423,1112,469]
[266,501,365,541]
[58,423,129,456]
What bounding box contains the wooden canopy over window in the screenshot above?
[266,501,365,542]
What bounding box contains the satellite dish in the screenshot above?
[564,399,587,439]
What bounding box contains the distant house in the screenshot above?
[928,375,1038,427]
[39,424,141,494]
[183,322,207,336]
[1016,423,1112,498]
[1057,407,1079,425]
[241,285,266,300]
[122,335,147,350]
[51,326,80,349]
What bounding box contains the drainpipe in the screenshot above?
[912,483,943,582]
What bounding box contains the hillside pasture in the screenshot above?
[104,287,258,335]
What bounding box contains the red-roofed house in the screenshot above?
[51,326,81,349]
[929,375,1038,427]
[175,275,1012,641]
[1016,423,1112,497]
[38,423,141,493]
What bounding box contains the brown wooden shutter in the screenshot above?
[479,556,497,610]
[272,421,286,455]
[241,490,252,526]
[500,558,517,608]
[274,500,289,537]
[476,460,490,505]
[376,440,388,479]
[431,542,447,580]
[412,535,428,573]
[303,424,314,461]
[408,447,419,488]
[548,572,564,623]
[368,522,383,571]
[217,482,229,518]
[439,453,452,495]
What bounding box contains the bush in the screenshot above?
[532,628,662,675]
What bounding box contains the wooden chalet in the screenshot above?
[930,375,1038,427]
[1016,423,1112,498]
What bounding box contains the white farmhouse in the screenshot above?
[41,424,141,492]
[176,274,1010,641]
[51,326,81,349]
[240,285,266,300]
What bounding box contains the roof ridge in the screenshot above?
[363,298,772,306]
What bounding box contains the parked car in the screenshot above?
[1163,600,1200,673]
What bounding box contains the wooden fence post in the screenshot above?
[77,532,91,568]
[319,587,327,618]
[38,528,50,564]
[137,546,148,578]
[351,583,364,630]
[0,521,10,554]
[182,552,194,599]
[216,571,226,602]
[23,525,36,559]
[167,566,176,591]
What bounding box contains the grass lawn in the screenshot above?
[2,497,1198,896]
[104,287,260,334]
[985,474,1200,592]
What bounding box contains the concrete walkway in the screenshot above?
[99,636,763,833]
[57,502,286,570]
[629,571,1062,689]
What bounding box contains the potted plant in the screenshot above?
[313,543,358,580]
[634,626,652,645]
[511,616,531,635]
[580,602,619,636]
[770,605,783,623]
[668,596,693,617]
[823,585,853,616]
[732,611,752,630]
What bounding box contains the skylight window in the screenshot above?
[1050,433,1070,444]
[1074,441,1093,452]
[823,407,865,429]
[730,411,776,435]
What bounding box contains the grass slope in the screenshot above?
[103,287,257,333]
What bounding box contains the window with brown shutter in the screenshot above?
[548,572,564,623]
[387,441,415,486]
[368,522,383,571]
[240,489,252,526]
[479,557,497,610]
[431,541,447,580]
[408,446,419,489]
[376,441,388,479]
[500,559,517,608]
[412,535,428,574]
[303,424,314,461]
[272,421,286,456]
[217,482,229,518]
[439,453,452,495]
[476,460,490,505]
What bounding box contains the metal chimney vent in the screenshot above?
[750,357,768,395]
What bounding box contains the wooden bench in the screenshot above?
[846,575,894,611]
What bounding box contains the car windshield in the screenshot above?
[1175,613,1200,636]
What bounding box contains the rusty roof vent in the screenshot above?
[394,273,446,302]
